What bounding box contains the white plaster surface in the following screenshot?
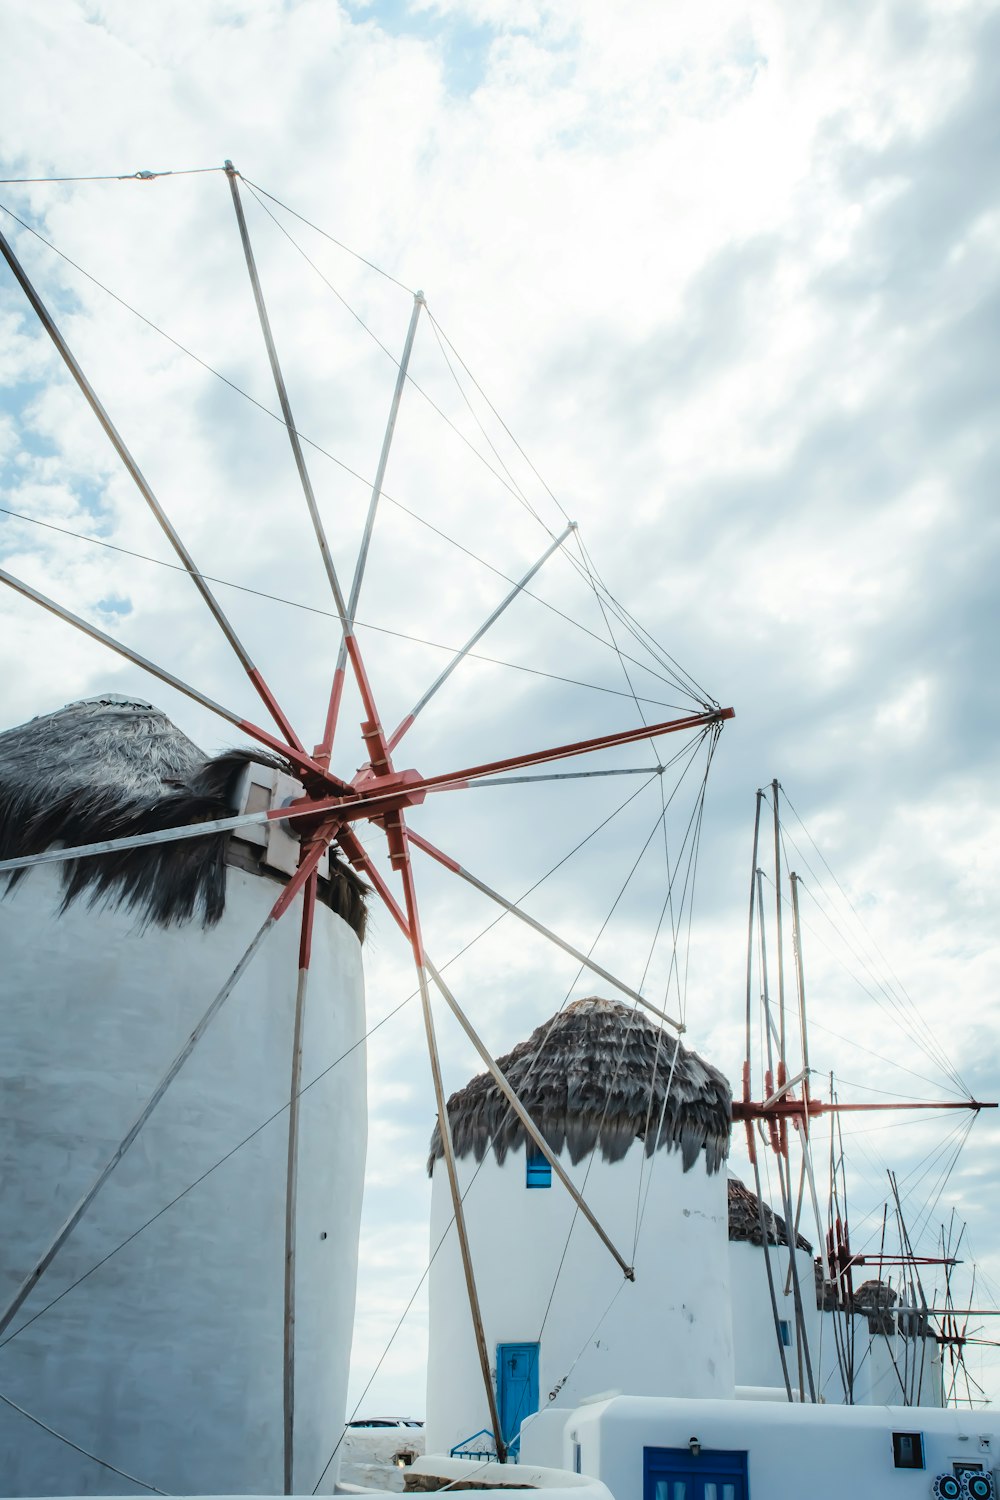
[729,1239,945,1407]
[562,1394,1000,1500]
[425,1141,734,1457]
[0,862,367,1496]
[727,1240,819,1391]
[815,1306,945,1407]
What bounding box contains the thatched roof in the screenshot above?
[0,695,367,935]
[817,1276,931,1335]
[727,1176,812,1251]
[428,995,731,1177]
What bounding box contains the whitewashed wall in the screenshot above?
[0,860,367,1497]
[816,1307,945,1407]
[727,1240,820,1393]
[425,1139,733,1457]
[561,1394,999,1500]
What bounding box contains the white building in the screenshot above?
[727,1175,945,1408]
[0,696,369,1496]
[726,1174,819,1399]
[521,1393,999,1500]
[425,996,735,1459]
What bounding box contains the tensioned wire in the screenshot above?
[0,167,222,184]
[0,197,698,704]
[778,791,968,1095]
[568,523,696,1027]
[389,730,714,1454]
[232,179,720,703]
[632,734,719,1251]
[0,1388,166,1495]
[793,873,966,1097]
[0,505,691,715]
[499,732,717,1440]
[820,1108,977,1278]
[0,168,720,705]
[775,833,966,1103]
[249,165,710,704]
[756,869,968,1099]
[311,740,713,1486]
[240,179,550,533]
[529,733,716,1349]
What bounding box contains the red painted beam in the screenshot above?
[732,1097,996,1121]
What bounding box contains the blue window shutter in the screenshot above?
[526,1142,552,1188]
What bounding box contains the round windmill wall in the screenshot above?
[726,1176,819,1397]
[426,1138,734,1457]
[424,999,734,1458]
[0,701,368,1496]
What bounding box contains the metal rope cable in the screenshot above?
[240,179,546,517]
[572,528,717,707]
[236,180,718,710]
[0,505,690,712]
[778,828,966,1096]
[570,533,718,1047]
[241,174,724,712]
[532,739,714,1344]
[0,1388,167,1494]
[311,760,696,1487]
[807,1014,963,1098]
[632,739,719,1250]
[0,167,221,184]
[779,792,969,1095]
[835,1111,977,1260]
[240,176,413,294]
[758,871,968,1095]
[568,523,697,1036]
[909,1116,975,1248]
[794,875,967,1096]
[0,198,690,697]
[425,311,548,530]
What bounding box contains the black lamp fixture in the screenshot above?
[688,1438,701,1458]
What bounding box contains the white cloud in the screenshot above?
[1,0,999,1425]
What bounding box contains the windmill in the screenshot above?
[733,781,994,1405]
[0,164,734,1493]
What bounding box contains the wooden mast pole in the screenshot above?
[396,856,507,1462]
[745,793,794,1400]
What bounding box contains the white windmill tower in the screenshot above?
[0,694,369,1494]
[424,996,735,1460]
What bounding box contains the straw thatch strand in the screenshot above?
[727,1176,812,1251]
[428,995,731,1177]
[0,695,367,935]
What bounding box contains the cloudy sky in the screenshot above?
[1,0,999,1431]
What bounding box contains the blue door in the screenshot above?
[496,1343,539,1453]
[644,1447,748,1500]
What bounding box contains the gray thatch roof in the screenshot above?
[428,995,731,1177]
[0,694,367,935]
[727,1175,812,1251]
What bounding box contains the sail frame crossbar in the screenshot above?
[0,169,736,1488]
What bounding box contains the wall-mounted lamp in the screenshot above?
[688,1438,701,1458]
